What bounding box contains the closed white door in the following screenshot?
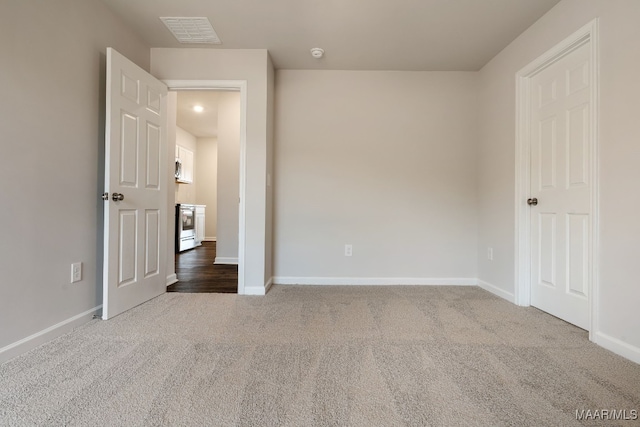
[529,42,591,329]
[103,48,168,319]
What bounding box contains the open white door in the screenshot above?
[103,48,168,319]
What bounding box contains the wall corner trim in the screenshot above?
[0,305,102,364]
[593,331,640,364]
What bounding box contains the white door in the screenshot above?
[529,42,591,329]
[103,48,168,319]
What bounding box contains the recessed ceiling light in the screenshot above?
[193,105,204,113]
[160,17,221,44]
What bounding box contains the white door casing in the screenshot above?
[515,20,599,335]
[103,48,168,319]
[529,42,591,329]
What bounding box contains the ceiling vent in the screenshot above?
[160,17,221,44]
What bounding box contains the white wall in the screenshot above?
[216,92,241,260]
[151,49,272,293]
[477,0,640,360]
[273,70,479,282]
[175,126,197,204]
[195,138,218,240]
[0,0,150,362]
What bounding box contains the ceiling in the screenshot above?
[176,91,221,138]
[100,0,561,71]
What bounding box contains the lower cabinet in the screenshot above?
[195,205,206,245]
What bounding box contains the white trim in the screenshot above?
[244,286,267,295]
[593,332,640,365]
[164,79,247,295]
[0,306,102,364]
[214,257,238,265]
[514,19,599,337]
[273,277,478,286]
[244,278,273,295]
[204,237,217,242]
[166,273,178,286]
[478,280,516,304]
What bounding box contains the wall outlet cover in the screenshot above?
[345,244,353,257]
[71,262,82,283]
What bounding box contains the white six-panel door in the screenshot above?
[103,48,168,319]
[529,42,591,329]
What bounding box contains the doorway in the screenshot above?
[515,20,599,335]
[169,89,241,293]
[165,80,248,295]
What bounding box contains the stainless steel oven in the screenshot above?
[176,204,196,252]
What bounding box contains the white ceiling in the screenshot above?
[176,91,221,138]
[100,0,561,71]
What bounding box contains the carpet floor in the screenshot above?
[1,286,639,426]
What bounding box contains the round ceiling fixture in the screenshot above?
[193,105,204,113]
[310,48,324,59]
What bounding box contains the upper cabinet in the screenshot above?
[175,145,194,184]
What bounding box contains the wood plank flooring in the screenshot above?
[168,241,238,293]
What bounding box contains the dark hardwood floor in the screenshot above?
[168,241,238,293]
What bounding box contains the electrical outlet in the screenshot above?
[71,262,82,283]
[487,248,493,261]
[344,244,353,257]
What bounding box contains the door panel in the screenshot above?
[539,117,557,189]
[121,113,139,186]
[567,104,589,188]
[145,209,160,278]
[538,213,557,287]
[530,42,591,329]
[567,213,588,297]
[103,48,167,319]
[146,124,161,188]
[118,210,137,287]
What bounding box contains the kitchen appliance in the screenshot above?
[176,204,196,252]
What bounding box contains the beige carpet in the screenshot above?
[1,285,639,426]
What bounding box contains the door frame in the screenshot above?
[514,19,599,337]
[164,79,248,295]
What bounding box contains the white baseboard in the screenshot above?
[244,286,266,295]
[214,257,238,265]
[204,237,216,242]
[0,305,102,365]
[243,278,274,296]
[478,279,516,304]
[593,331,640,364]
[166,273,178,286]
[272,277,478,286]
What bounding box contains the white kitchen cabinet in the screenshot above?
[195,205,206,245]
[175,145,194,183]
